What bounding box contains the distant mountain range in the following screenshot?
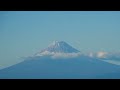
[0,41,120,79]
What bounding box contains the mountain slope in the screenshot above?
[0,41,120,79]
[0,56,120,79]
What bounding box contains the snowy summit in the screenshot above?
[35,41,80,56]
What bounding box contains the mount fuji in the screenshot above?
[34,41,80,57]
[40,41,79,53]
[0,41,120,79]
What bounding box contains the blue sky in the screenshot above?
[0,11,120,68]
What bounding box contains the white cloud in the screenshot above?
[35,51,54,56]
[51,52,81,59]
[96,51,108,58]
[35,51,82,59]
[34,50,120,61]
[86,52,95,58]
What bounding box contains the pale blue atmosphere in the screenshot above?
[0,11,120,68]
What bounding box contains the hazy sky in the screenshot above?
[0,11,120,68]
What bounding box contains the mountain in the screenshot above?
[0,41,120,79]
[42,41,80,53]
[0,56,120,79]
[35,41,80,56]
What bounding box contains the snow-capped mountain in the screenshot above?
[35,41,80,56]
[0,41,120,79]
